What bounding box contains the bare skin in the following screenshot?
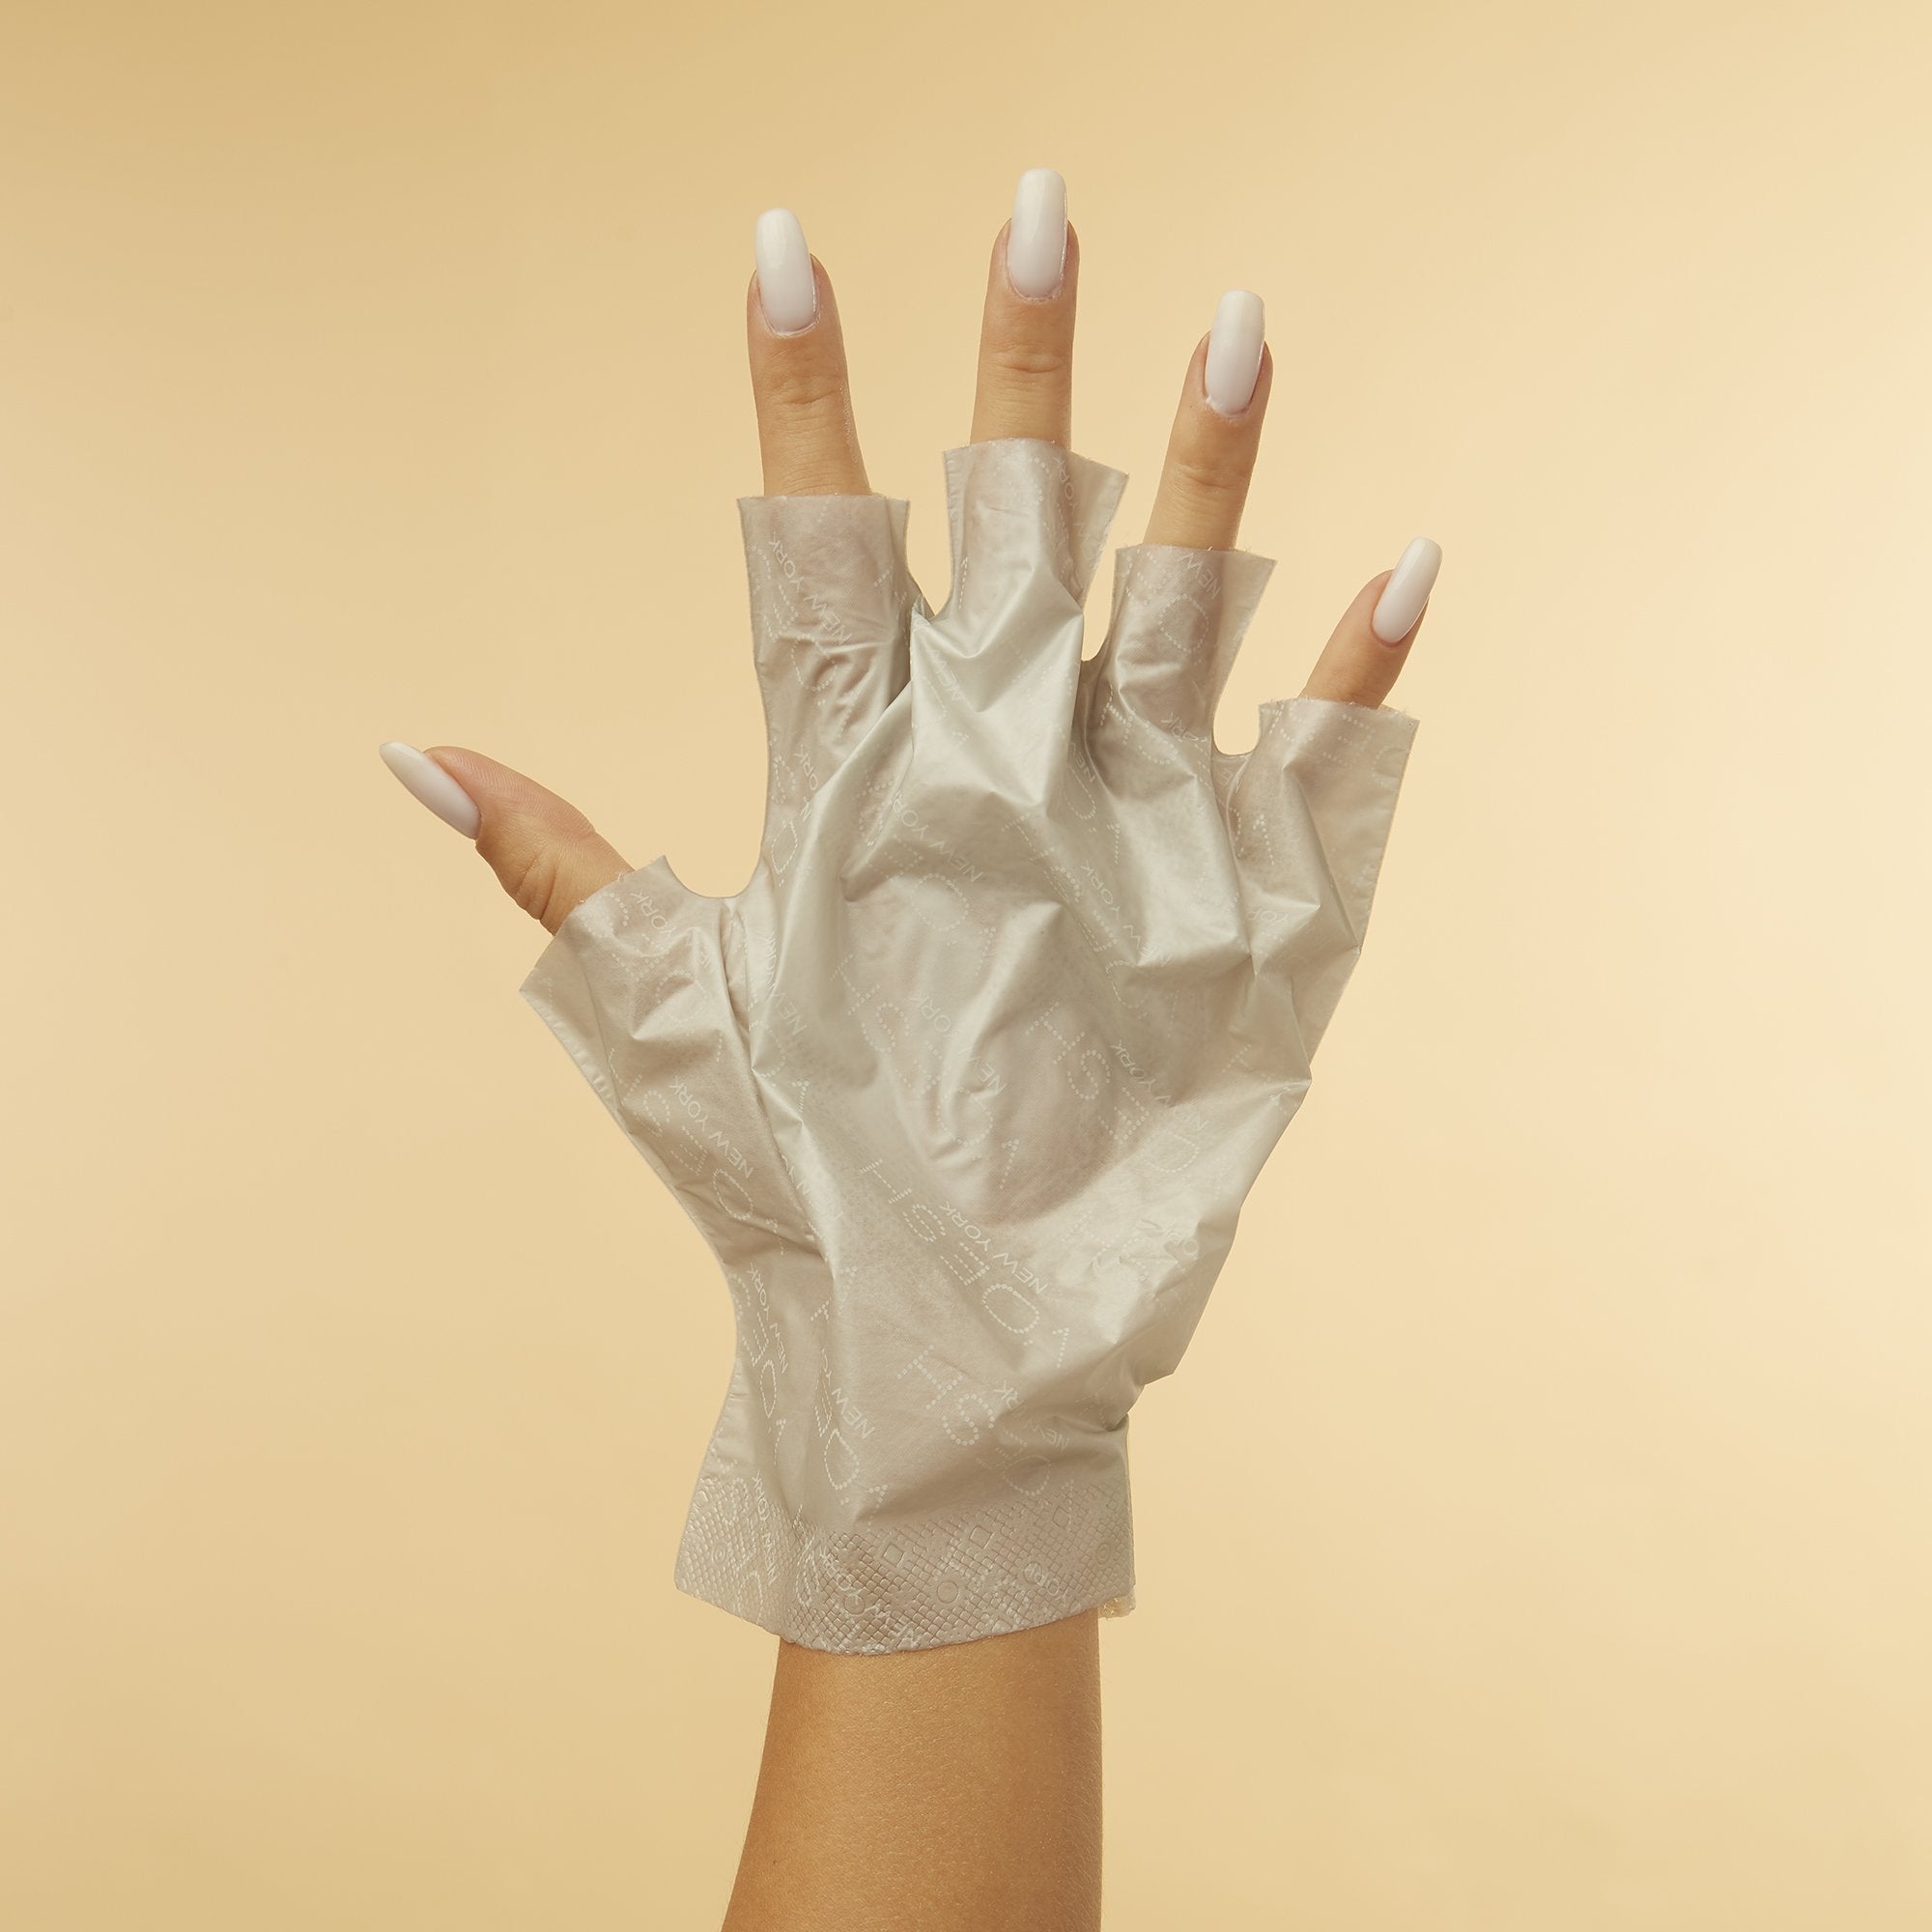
[408,185,1429,1930]
[724,1614,1102,1932]
[425,209,1426,942]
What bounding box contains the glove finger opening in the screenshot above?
[739,490,917,835]
[906,440,1127,813]
[1226,696,1420,1057]
[1085,542,1277,746]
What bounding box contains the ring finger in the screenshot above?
[1143,289,1271,551]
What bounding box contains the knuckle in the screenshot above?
[761,368,849,422]
[1167,452,1246,505]
[985,339,1071,385]
[507,842,565,926]
[497,837,594,933]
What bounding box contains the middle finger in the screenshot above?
[970,167,1078,447]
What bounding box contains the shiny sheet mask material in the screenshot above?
[521,438,1419,1653]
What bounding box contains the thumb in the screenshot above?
[377,741,632,934]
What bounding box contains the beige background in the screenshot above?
[4,0,1929,1924]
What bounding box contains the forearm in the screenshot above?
[722,1610,1103,1932]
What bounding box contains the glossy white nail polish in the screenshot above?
[754,208,817,334]
[379,741,481,838]
[1371,537,1443,643]
[1007,167,1067,298]
[1205,289,1265,416]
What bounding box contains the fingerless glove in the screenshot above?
[521,438,1418,1653]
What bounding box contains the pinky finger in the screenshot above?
[1299,536,1441,709]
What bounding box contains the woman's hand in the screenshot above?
[377,168,1438,932]
[378,166,1441,1932]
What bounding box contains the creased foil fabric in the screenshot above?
[519,438,1419,1654]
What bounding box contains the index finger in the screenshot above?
[749,207,872,497]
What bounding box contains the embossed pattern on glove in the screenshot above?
[520,438,1418,1653]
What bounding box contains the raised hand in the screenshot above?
[379,168,1438,1656]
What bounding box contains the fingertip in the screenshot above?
[753,207,818,335]
[1204,290,1265,418]
[1370,536,1442,644]
[378,739,481,838]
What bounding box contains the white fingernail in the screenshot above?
[379,741,481,838]
[754,208,817,334]
[1370,537,1443,643]
[1205,289,1264,417]
[1007,166,1067,298]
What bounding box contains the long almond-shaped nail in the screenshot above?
[1205,289,1264,416]
[1371,537,1443,643]
[379,741,480,838]
[754,208,817,334]
[1007,166,1067,298]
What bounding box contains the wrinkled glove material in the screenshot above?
[520,439,1418,1653]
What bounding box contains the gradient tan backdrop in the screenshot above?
[5,1,1929,1925]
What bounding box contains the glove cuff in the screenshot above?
[672,1404,1137,1653]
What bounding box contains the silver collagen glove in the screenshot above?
[520,438,1418,1654]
